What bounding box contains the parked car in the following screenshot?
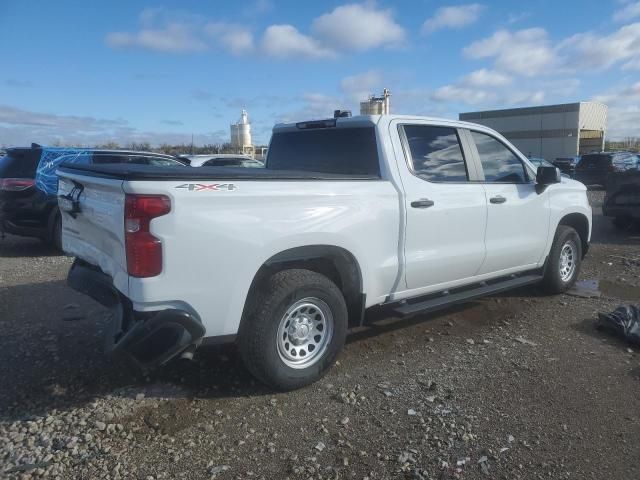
[0,146,185,249]
[179,154,263,168]
[603,168,640,229]
[58,114,591,390]
[552,156,581,177]
[528,157,570,179]
[574,152,640,188]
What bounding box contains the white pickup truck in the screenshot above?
[58,114,592,390]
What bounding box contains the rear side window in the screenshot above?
[267,127,380,176]
[612,154,639,170]
[471,131,527,183]
[0,150,41,177]
[402,125,468,182]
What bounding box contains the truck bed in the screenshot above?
[58,163,381,181]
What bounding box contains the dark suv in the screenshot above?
[574,152,639,188]
[0,146,185,249]
[552,156,581,177]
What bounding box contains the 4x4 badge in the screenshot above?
[175,183,237,191]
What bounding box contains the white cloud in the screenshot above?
[106,8,255,56]
[340,70,384,101]
[462,69,512,87]
[0,104,226,147]
[592,82,640,139]
[277,93,343,123]
[109,4,405,60]
[422,4,484,34]
[431,85,494,105]
[613,1,640,22]
[242,0,273,17]
[261,25,335,59]
[106,24,208,53]
[464,22,640,77]
[559,22,640,71]
[205,23,254,55]
[506,11,531,25]
[106,8,208,53]
[464,28,558,76]
[312,3,405,51]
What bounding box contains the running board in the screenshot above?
[391,274,543,317]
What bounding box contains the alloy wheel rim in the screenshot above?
[559,241,577,282]
[276,297,333,369]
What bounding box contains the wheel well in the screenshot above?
[558,213,589,257]
[243,246,365,327]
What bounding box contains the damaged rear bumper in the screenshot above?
[67,259,206,368]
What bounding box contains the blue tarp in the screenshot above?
[35,148,92,195]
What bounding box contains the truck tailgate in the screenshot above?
[58,172,129,294]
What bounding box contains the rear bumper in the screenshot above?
[0,194,53,239]
[67,260,206,368]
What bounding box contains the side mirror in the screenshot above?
[536,166,561,193]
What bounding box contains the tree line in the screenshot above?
[94,142,269,156]
[605,138,640,153]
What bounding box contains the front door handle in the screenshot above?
[411,198,435,208]
[490,195,507,204]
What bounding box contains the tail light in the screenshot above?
[125,194,171,278]
[0,178,35,191]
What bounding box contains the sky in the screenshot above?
[1,0,639,147]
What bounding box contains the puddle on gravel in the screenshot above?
[600,280,640,302]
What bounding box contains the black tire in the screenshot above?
[238,269,348,391]
[51,211,63,252]
[541,225,582,294]
[613,216,633,231]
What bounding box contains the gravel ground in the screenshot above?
[1,190,639,480]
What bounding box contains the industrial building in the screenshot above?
[230,109,254,157]
[360,88,391,115]
[459,102,607,161]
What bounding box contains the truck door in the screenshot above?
[390,121,488,293]
[466,130,549,274]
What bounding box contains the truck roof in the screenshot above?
[273,114,490,133]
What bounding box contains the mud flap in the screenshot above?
[67,260,206,368]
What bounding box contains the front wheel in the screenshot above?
[541,225,582,294]
[238,269,347,390]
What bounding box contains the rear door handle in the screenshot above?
[411,198,435,208]
[490,195,507,204]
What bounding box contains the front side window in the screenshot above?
[471,131,527,183]
[403,125,468,182]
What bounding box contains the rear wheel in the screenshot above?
[238,269,347,390]
[541,225,582,294]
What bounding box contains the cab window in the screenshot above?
[402,125,468,182]
[471,131,528,183]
